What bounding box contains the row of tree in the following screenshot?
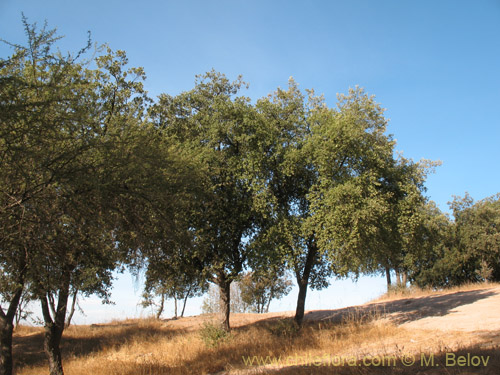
[1,21,499,375]
[407,194,500,287]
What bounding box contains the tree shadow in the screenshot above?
[303,288,498,325]
[13,288,499,374]
[248,345,500,374]
[13,321,189,370]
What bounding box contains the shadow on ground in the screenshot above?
[13,288,500,374]
[249,345,500,375]
[304,288,498,325]
[12,321,187,369]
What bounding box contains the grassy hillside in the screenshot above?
[14,283,500,374]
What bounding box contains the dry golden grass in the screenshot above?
[13,284,500,374]
[15,316,403,375]
[14,314,499,374]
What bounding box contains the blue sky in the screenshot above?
[1,0,499,323]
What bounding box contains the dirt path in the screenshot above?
[163,285,500,337]
[304,285,500,333]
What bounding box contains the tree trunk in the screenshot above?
[0,320,14,375]
[40,268,72,375]
[265,295,272,314]
[156,293,165,320]
[180,286,192,318]
[217,277,231,331]
[173,296,178,319]
[295,280,309,326]
[43,321,65,375]
[395,269,402,286]
[402,271,408,287]
[385,266,391,289]
[294,238,317,327]
[0,287,23,375]
[65,290,78,328]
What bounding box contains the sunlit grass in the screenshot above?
[13,285,500,374]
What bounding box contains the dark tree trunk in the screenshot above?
[156,293,165,320]
[0,320,14,375]
[265,295,272,314]
[402,271,408,287]
[385,266,392,289]
[295,281,309,326]
[40,269,72,375]
[180,286,192,318]
[0,287,23,375]
[43,321,64,375]
[294,239,317,327]
[217,276,231,331]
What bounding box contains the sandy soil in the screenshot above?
[162,284,500,338]
[300,284,500,352]
[304,285,500,332]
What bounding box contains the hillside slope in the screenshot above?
[13,284,500,374]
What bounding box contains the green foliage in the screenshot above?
[409,193,500,288]
[151,71,263,330]
[4,17,485,372]
[239,270,292,313]
[267,318,300,338]
[453,193,500,281]
[0,19,196,375]
[199,321,231,348]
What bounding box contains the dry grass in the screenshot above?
[14,313,500,375]
[13,284,500,374]
[15,316,403,375]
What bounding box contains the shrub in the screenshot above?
[199,321,231,348]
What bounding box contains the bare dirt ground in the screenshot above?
[162,284,500,366]
[300,284,500,357]
[304,285,500,332]
[165,284,500,339]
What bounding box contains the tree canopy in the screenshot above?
[4,18,496,375]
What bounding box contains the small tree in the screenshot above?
[239,270,292,313]
[201,283,249,314]
[142,270,207,319]
[415,193,500,288]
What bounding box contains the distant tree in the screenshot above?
[141,261,207,319]
[403,201,454,287]
[450,193,500,282]
[239,270,292,313]
[201,285,220,314]
[201,282,249,314]
[408,193,500,288]
[369,157,439,290]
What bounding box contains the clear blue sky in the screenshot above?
[2,0,499,323]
